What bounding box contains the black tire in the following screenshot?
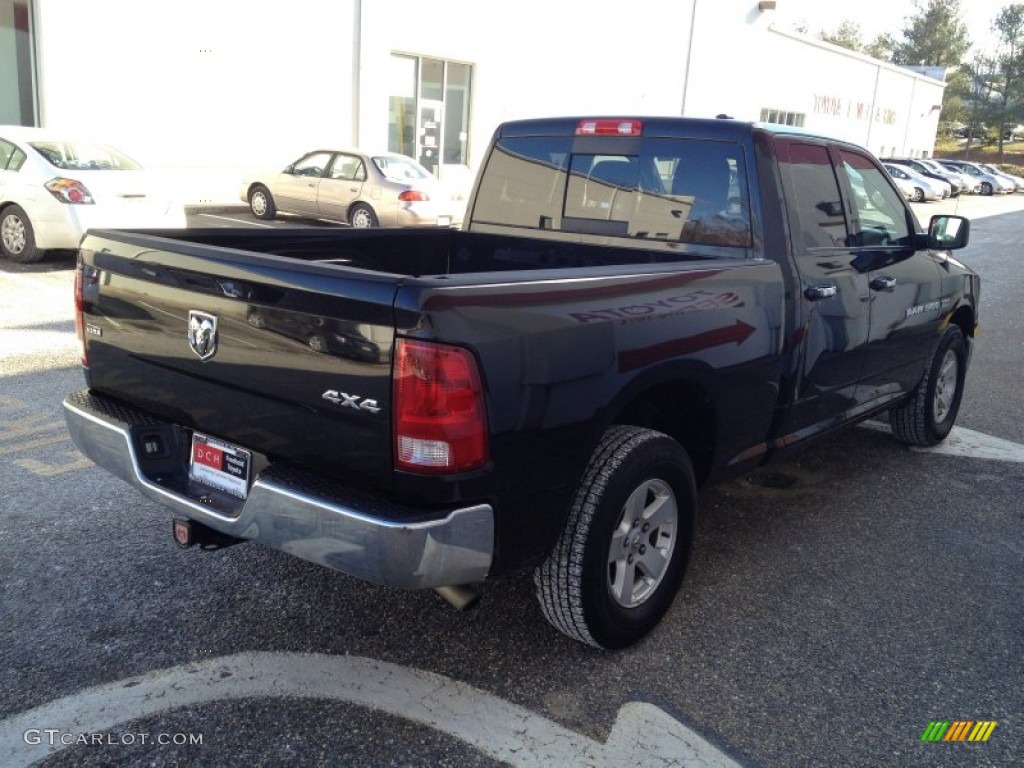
[889,326,967,447]
[981,182,993,196]
[534,426,697,649]
[912,187,925,203]
[0,204,43,263]
[249,186,276,220]
[308,334,328,353]
[348,203,378,228]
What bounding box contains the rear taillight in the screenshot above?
[575,119,643,136]
[398,189,430,202]
[74,262,98,366]
[45,177,95,204]
[74,266,86,366]
[394,338,488,474]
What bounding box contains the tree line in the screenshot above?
[807,0,1023,159]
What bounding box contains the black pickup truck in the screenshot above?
[64,117,978,649]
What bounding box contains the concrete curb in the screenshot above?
[184,204,250,215]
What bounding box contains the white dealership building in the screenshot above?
[2,0,947,202]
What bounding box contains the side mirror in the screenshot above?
[927,215,970,250]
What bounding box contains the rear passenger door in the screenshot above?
[318,152,366,221]
[774,138,871,434]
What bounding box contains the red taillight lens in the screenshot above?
[45,177,95,204]
[74,266,86,366]
[398,189,430,202]
[575,119,643,136]
[394,338,488,474]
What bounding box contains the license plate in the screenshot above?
[189,432,251,499]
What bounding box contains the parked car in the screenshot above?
[240,149,465,228]
[0,126,185,263]
[880,157,963,197]
[915,158,979,195]
[935,159,1015,195]
[882,163,948,201]
[976,162,1024,192]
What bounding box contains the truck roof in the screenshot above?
[495,115,854,148]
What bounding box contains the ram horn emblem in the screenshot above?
[188,310,218,361]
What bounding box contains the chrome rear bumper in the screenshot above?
[63,390,493,589]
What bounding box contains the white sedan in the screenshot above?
[882,163,948,202]
[0,126,186,263]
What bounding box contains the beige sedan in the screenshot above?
[240,149,465,228]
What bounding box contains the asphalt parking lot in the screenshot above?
[0,198,1021,767]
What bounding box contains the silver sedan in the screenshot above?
[240,149,465,228]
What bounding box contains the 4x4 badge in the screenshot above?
[188,310,218,361]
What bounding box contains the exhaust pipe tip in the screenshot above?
[434,585,480,611]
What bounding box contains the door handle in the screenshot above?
[870,276,897,291]
[804,285,838,301]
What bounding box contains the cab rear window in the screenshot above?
[472,136,751,249]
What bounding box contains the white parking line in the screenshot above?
[0,653,741,768]
[197,213,274,228]
[859,423,1024,462]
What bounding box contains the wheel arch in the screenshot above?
[948,303,977,340]
[247,182,270,199]
[609,377,718,487]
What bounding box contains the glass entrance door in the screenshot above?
[388,54,472,176]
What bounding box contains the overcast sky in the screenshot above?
[774,0,1010,54]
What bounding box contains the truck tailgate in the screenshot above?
[78,230,402,486]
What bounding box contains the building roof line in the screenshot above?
[767,25,948,88]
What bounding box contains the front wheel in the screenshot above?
[249,186,276,220]
[534,426,697,649]
[889,326,967,446]
[0,205,43,263]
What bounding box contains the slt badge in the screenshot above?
[188,310,218,361]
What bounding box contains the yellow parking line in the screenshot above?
[0,395,28,410]
[0,434,70,455]
[14,452,93,476]
[1,414,66,440]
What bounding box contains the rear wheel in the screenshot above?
[534,426,696,649]
[980,181,993,196]
[912,187,925,202]
[349,203,378,228]
[249,186,276,220]
[0,205,43,263]
[889,326,967,446]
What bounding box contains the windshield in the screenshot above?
[372,155,431,182]
[29,140,141,171]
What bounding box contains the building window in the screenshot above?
[388,54,472,176]
[0,0,37,125]
[760,108,805,128]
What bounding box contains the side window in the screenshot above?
[838,150,911,247]
[780,142,849,249]
[0,140,26,171]
[291,152,332,178]
[328,154,366,182]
